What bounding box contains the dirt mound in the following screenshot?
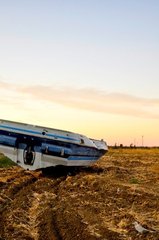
[0,148,159,239]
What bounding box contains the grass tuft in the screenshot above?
[129,177,140,184]
[0,154,16,168]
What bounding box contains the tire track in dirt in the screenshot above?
[0,169,38,216]
[28,177,66,240]
[0,169,39,239]
[0,167,68,240]
[28,191,55,240]
[0,167,97,240]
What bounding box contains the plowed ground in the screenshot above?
[0,148,159,240]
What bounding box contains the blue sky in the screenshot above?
[0,1,159,145]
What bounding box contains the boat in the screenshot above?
[0,119,108,170]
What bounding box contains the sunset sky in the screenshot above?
[0,1,159,146]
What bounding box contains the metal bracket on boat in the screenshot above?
[42,129,48,135]
[45,146,48,153]
[80,139,85,144]
[61,148,65,156]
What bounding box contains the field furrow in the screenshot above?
[0,148,159,240]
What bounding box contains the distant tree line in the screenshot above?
[109,144,159,149]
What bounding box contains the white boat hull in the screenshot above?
[0,119,108,170]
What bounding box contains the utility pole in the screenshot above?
[142,135,144,147]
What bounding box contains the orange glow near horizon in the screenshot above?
[0,81,159,147]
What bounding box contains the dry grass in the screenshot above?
[0,148,159,240]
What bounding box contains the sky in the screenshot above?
[0,0,159,146]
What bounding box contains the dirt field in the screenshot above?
[0,148,159,240]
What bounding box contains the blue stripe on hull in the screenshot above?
[68,156,99,161]
[0,125,79,142]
